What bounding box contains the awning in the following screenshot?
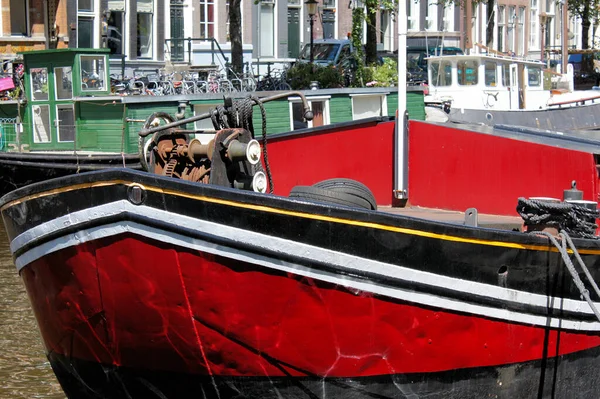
[137,0,154,13]
[108,0,125,11]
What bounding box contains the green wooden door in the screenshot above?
[287,8,300,59]
[28,64,76,150]
[170,0,185,62]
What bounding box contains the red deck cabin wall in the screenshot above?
[408,121,599,216]
[265,119,598,216]
[265,120,396,205]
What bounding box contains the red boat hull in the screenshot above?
[22,233,600,398]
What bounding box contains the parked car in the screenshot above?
[298,39,355,68]
[568,50,600,89]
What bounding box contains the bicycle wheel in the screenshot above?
[275,82,291,91]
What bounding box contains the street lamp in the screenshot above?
[305,0,318,64]
[540,12,548,63]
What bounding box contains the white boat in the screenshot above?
[424,53,600,131]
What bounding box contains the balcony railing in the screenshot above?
[165,37,230,65]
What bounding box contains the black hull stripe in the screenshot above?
[4,179,600,255]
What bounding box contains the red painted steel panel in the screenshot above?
[408,121,599,216]
[22,235,600,377]
[265,120,396,206]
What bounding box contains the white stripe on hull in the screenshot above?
[11,200,600,331]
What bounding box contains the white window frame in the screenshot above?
[199,0,215,39]
[259,2,276,57]
[517,6,525,56]
[32,105,51,143]
[443,4,454,32]
[498,6,506,52]
[380,9,394,52]
[288,96,331,130]
[77,0,99,48]
[426,2,438,32]
[56,104,76,143]
[350,93,388,119]
[137,0,155,58]
[407,0,418,31]
[507,6,516,53]
[54,66,73,100]
[530,0,539,51]
[107,0,127,57]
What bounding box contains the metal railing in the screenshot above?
[164,37,230,65]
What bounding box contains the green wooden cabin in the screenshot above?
[0,48,425,154]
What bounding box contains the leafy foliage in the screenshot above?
[285,63,344,90]
[350,8,366,87]
[568,0,600,49]
[367,57,398,87]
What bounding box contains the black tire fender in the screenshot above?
[289,185,372,210]
[312,178,377,210]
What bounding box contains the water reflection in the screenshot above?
[0,228,64,398]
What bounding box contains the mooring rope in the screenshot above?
[210,95,274,193]
[517,197,600,239]
[537,230,600,322]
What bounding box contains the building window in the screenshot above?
[507,6,515,53]
[407,0,418,31]
[443,4,454,32]
[530,0,539,50]
[78,17,94,48]
[290,97,330,130]
[351,94,387,120]
[259,2,275,57]
[108,1,126,55]
[517,7,525,55]
[426,2,437,31]
[199,0,215,38]
[78,0,94,11]
[78,0,95,48]
[137,0,154,58]
[497,6,505,52]
[380,10,393,51]
[10,0,28,36]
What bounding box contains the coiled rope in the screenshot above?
[517,197,600,239]
[210,95,273,193]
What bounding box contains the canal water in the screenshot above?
[0,228,65,398]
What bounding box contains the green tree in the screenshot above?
[568,0,600,49]
[365,0,379,65]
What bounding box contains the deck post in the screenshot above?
[394,0,408,201]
